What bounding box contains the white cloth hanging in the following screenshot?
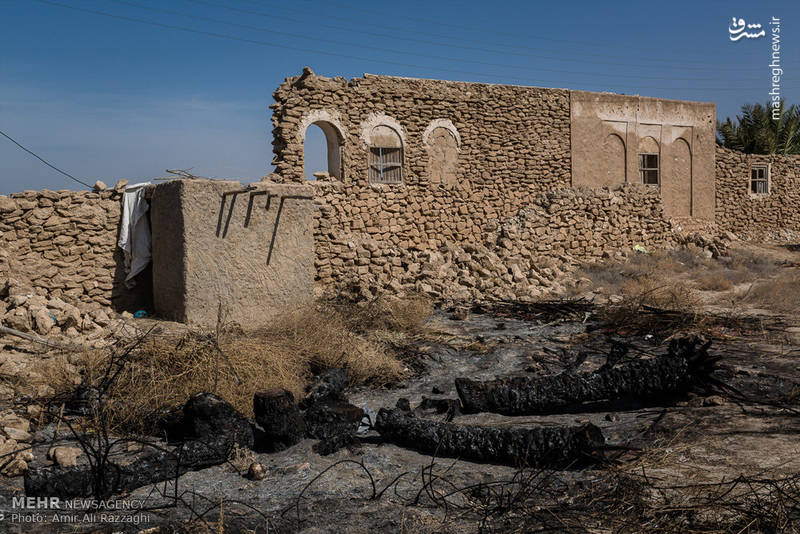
[117,182,152,282]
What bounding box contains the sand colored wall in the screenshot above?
[149,179,315,328]
[570,91,716,221]
[0,188,145,311]
[715,146,800,240]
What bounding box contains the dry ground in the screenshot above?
[0,240,798,533]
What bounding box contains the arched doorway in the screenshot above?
[303,121,343,180]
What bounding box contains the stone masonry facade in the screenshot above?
[313,182,671,301]
[271,71,686,297]
[2,71,800,323]
[0,189,128,309]
[715,146,800,241]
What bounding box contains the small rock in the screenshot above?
[64,327,80,338]
[93,180,107,191]
[32,307,54,335]
[91,309,111,327]
[48,446,82,467]
[4,427,31,442]
[246,462,266,480]
[114,179,129,191]
[608,294,624,304]
[702,395,726,407]
[2,454,29,476]
[0,411,30,432]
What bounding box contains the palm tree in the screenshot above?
[717,100,800,154]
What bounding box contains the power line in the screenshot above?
[241,0,774,66]
[32,0,776,92]
[0,129,93,188]
[108,0,762,83]
[306,0,756,57]
[188,0,781,73]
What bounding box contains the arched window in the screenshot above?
[368,125,403,184]
[298,110,346,181]
[303,121,343,180]
[600,133,626,184]
[423,120,460,185]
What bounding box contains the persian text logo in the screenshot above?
[729,17,765,41]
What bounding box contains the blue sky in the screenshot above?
[1,0,797,193]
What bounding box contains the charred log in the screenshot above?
[456,336,716,415]
[25,435,236,498]
[375,408,604,467]
[253,389,304,452]
[184,392,254,449]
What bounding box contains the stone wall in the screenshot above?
[272,71,571,252]
[715,146,800,240]
[273,70,577,297]
[0,188,136,310]
[312,182,673,301]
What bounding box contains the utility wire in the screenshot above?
[241,0,773,65]
[188,0,782,73]
[108,0,757,83]
[0,129,93,189]
[34,0,780,93]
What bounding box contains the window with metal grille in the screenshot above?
[369,146,403,184]
[639,153,659,185]
[750,165,769,194]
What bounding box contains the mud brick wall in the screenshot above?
[312,182,672,301]
[0,189,130,308]
[272,71,571,250]
[715,146,800,241]
[272,71,575,296]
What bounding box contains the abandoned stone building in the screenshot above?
[1,69,799,328]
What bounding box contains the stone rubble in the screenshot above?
[314,184,676,302]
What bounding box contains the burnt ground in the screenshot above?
[0,300,798,533]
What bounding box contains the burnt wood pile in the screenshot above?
[26,335,718,499]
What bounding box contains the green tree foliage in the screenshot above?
[717,100,800,154]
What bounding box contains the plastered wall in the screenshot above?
[570,91,716,221]
[149,179,315,328]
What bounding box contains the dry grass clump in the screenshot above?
[695,272,735,291]
[745,271,800,314]
[78,297,431,432]
[618,277,702,313]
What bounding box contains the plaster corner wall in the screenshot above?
[570,90,716,222]
[150,179,315,328]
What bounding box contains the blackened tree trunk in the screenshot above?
[375,408,604,467]
[456,336,714,415]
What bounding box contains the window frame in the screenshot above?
[638,153,660,186]
[749,164,770,196]
[369,146,403,184]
